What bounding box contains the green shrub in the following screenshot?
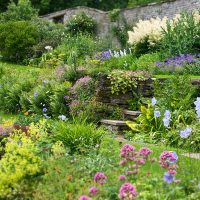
[160,12,200,57]
[154,74,196,111]
[130,52,160,72]
[66,12,97,35]
[0,133,42,199]
[52,120,106,153]
[0,70,37,113]
[0,0,38,22]
[0,21,40,62]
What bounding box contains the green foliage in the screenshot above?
[52,120,106,153]
[0,0,38,22]
[134,36,160,57]
[160,12,200,57]
[108,70,150,94]
[165,121,200,152]
[154,74,196,111]
[50,81,71,117]
[127,104,164,134]
[74,98,124,123]
[0,133,42,199]
[0,21,40,62]
[0,70,38,113]
[109,9,120,22]
[66,12,97,36]
[130,52,160,72]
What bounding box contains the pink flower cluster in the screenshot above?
[118,183,138,200]
[159,151,178,183]
[120,144,153,175]
[94,172,107,185]
[79,172,106,199]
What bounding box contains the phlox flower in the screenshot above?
[89,186,98,196]
[118,183,138,200]
[79,195,91,200]
[94,172,107,185]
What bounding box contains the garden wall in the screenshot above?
[95,76,200,108]
[43,0,200,41]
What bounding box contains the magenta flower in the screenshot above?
[120,144,135,159]
[89,186,98,196]
[118,175,126,181]
[119,159,127,166]
[138,147,152,158]
[135,158,145,165]
[118,183,138,199]
[94,172,107,185]
[79,195,91,200]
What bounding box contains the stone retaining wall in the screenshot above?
[42,0,200,44]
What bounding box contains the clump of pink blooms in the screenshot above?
[89,187,99,196]
[118,183,138,200]
[119,144,153,175]
[159,151,178,184]
[79,195,91,200]
[119,175,127,181]
[94,172,107,185]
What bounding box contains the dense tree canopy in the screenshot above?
[0,0,128,14]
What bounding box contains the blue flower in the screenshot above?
[163,110,171,128]
[151,97,157,106]
[154,110,160,118]
[34,92,38,97]
[180,127,192,138]
[194,97,200,117]
[198,182,200,189]
[43,108,47,113]
[164,172,174,184]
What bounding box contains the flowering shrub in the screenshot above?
[128,17,167,47]
[155,54,200,74]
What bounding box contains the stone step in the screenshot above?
[123,110,141,120]
[100,119,130,133]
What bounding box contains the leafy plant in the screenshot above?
[108,70,150,95]
[66,12,97,36]
[160,12,200,57]
[52,120,106,153]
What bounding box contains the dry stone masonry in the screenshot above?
[43,0,200,41]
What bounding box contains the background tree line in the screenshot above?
[0,0,128,15]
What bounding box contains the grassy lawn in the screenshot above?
[154,74,200,80]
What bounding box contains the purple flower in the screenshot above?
[198,182,200,189]
[194,97,200,117]
[120,144,135,158]
[168,152,178,163]
[42,108,47,113]
[64,95,70,100]
[154,110,160,118]
[89,187,98,196]
[94,172,107,185]
[34,92,38,97]
[101,51,111,60]
[180,127,192,138]
[163,172,174,184]
[151,97,157,106]
[118,183,138,199]
[163,110,171,128]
